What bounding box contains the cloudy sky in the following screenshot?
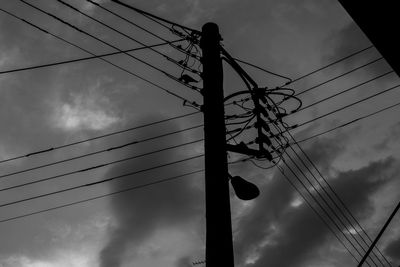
[0,0,399,266]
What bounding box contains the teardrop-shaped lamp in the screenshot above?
[230,176,260,200]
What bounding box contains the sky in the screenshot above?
[0,0,399,267]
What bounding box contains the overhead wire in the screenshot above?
[0,111,200,165]
[0,156,252,224]
[0,154,204,209]
[296,70,395,113]
[0,169,204,224]
[19,0,200,93]
[295,57,384,97]
[279,157,372,265]
[0,38,184,75]
[6,3,199,107]
[296,101,400,143]
[287,45,375,85]
[294,83,400,129]
[0,138,204,193]
[55,0,199,77]
[83,0,197,58]
[283,135,388,265]
[276,166,360,263]
[0,124,203,181]
[285,130,393,266]
[269,121,382,265]
[109,0,201,34]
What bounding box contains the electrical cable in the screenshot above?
[288,45,375,85]
[285,130,393,266]
[0,38,184,75]
[0,156,251,223]
[0,154,204,209]
[109,0,201,35]
[0,124,203,181]
[231,56,292,82]
[8,3,199,107]
[56,0,198,76]
[284,136,388,266]
[84,0,197,58]
[296,101,400,143]
[296,70,395,113]
[276,166,360,264]
[20,0,198,93]
[0,168,204,224]
[0,138,204,193]
[294,83,400,129]
[295,57,384,97]
[0,111,200,165]
[280,159,370,264]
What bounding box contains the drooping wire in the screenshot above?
[287,45,375,85]
[0,111,200,165]
[295,57,384,97]
[295,70,395,113]
[0,152,205,209]
[285,130,393,266]
[56,0,201,78]
[293,83,400,129]
[296,101,400,143]
[0,156,252,223]
[276,166,360,264]
[8,2,199,107]
[0,138,204,193]
[20,0,201,93]
[0,124,203,181]
[280,155,376,266]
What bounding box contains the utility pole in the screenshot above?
[200,22,235,267]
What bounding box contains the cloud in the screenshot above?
[51,79,120,132]
[374,121,400,152]
[384,237,400,263]
[98,114,203,267]
[233,132,396,267]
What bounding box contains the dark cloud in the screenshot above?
[385,237,400,263]
[234,131,396,267]
[99,114,203,267]
[374,121,400,152]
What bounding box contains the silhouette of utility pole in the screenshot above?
[200,22,235,267]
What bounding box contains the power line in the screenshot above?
[295,57,384,97]
[0,38,184,75]
[0,169,204,224]
[295,83,400,129]
[0,156,251,223]
[55,0,198,77]
[296,70,395,113]
[109,0,201,35]
[0,111,200,165]
[279,158,371,264]
[231,57,292,82]
[0,124,203,181]
[84,0,196,59]
[0,154,204,209]
[284,132,390,265]
[276,166,360,263]
[285,131,392,266]
[282,151,379,266]
[6,3,198,106]
[288,45,375,85]
[296,100,400,143]
[0,138,203,193]
[20,0,198,92]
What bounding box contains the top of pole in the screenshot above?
[200,22,222,49]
